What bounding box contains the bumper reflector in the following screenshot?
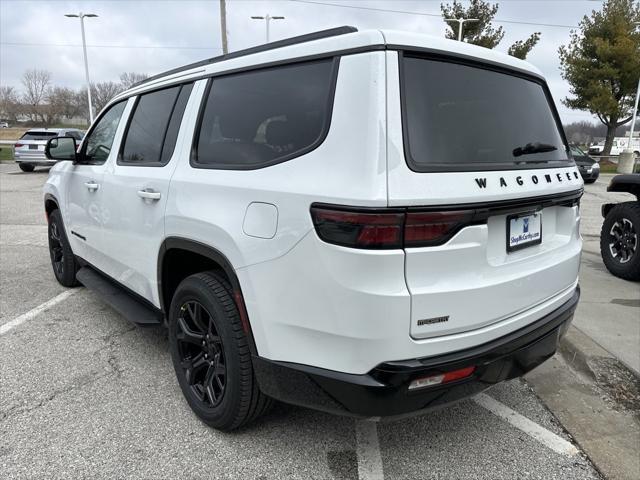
[408,366,476,390]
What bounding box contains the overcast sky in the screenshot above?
[0,0,612,124]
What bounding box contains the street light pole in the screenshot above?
[65,12,98,123]
[250,14,285,44]
[219,0,228,54]
[444,17,479,42]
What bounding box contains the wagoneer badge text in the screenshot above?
[475,171,580,189]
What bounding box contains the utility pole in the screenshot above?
[618,21,640,173]
[219,0,228,54]
[65,12,98,123]
[444,17,479,42]
[250,14,285,44]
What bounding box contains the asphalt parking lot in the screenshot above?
[0,163,636,479]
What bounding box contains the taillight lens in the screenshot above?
[14,143,24,148]
[311,207,404,249]
[311,206,475,249]
[405,211,474,247]
[408,366,476,390]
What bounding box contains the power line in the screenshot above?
[1,41,221,51]
[287,0,579,29]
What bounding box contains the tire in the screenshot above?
[584,179,596,184]
[47,209,79,287]
[600,202,640,281]
[19,163,34,172]
[169,271,272,431]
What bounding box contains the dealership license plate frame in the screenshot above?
[506,211,542,253]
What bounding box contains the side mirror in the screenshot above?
[45,136,77,162]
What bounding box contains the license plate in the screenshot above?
[507,212,542,252]
[29,144,37,150]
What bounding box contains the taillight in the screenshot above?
[310,205,475,249]
[408,366,476,390]
[310,207,404,249]
[14,143,24,148]
[405,211,474,247]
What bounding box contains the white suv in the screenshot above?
[43,27,583,431]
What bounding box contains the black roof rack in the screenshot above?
[134,26,358,87]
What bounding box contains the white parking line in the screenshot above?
[474,393,579,457]
[355,420,385,480]
[0,290,75,336]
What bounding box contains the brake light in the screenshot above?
[310,207,404,249]
[408,366,476,390]
[310,206,475,249]
[14,143,24,148]
[405,211,473,247]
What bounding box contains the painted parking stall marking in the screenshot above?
[474,393,579,457]
[0,290,75,336]
[355,420,385,480]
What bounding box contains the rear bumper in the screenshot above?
[15,158,54,166]
[253,285,579,418]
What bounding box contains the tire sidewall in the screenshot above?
[168,275,244,427]
[48,209,77,287]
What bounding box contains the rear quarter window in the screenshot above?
[401,54,570,172]
[192,59,338,170]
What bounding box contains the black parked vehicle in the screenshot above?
[571,145,600,184]
[600,174,640,281]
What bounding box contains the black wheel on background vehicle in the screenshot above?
[584,179,597,184]
[48,209,79,287]
[19,163,34,172]
[169,271,272,431]
[600,202,640,281]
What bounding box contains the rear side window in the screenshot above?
[401,55,569,172]
[20,131,57,140]
[193,59,338,170]
[120,83,193,166]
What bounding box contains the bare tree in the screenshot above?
[90,81,124,116]
[119,72,149,90]
[21,69,52,122]
[0,86,21,123]
[47,87,82,123]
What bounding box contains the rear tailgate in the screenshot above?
[385,49,583,339]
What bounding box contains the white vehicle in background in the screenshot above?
[588,137,640,157]
[15,128,84,172]
[0,121,9,128]
[42,27,583,431]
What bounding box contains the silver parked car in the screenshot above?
[15,128,84,172]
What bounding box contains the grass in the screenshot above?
[598,159,640,174]
[0,146,14,162]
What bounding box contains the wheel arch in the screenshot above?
[44,193,60,219]
[158,237,258,354]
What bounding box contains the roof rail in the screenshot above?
[134,26,358,88]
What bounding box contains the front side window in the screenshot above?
[402,55,569,172]
[120,83,193,166]
[193,59,337,169]
[82,101,127,164]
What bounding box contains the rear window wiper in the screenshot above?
[512,142,558,157]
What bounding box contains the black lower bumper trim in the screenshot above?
[253,286,579,418]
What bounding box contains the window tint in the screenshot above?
[194,59,336,169]
[21,131,57,140]
[120,86,181,165]
[83,101,127,164]
[160,83,193,164]
[402,56,569,172]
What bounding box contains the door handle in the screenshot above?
[137,189,161,201]
[84,181,99,191]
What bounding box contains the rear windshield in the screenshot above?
[401,55,569,172]
[20,131,58,141]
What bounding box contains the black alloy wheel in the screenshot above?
[176,300,227,407]
[47,209,79,287]
[169,271,272,430]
